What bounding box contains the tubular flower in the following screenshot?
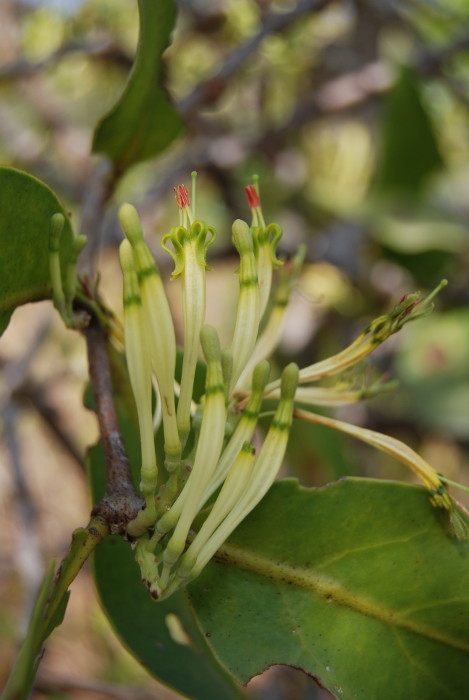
[229,219,261,394]
[116,178,468,601]
[119,204,181,472]
[161,179,216,447]
[245,177,283,321]
[119,240,158,533]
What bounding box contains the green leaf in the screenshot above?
[92,0,184,174]
[374,66,444,196]
[94,537,243,700]
[0,167,74,335]
[188,478,469,700]
[88,418,242,700]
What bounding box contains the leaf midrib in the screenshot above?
[215,541,469,654]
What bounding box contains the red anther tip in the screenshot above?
[245,184,260,209]
[174,184,190,209]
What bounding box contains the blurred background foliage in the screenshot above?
[1,0,469,698]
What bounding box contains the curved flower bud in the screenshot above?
[162,213,216,446]
[158,326,227,580]
[263,280,449,396]
[293,407,469,541]
[187,362,299,581]
[284,378,397,407]
[202,359,270,504]
[119,240,158,532]
[174,442,256,585]
[229,219,260,394]
[119,204,181,471]
[236,246,305,389]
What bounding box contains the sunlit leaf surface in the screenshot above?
[189,478,469,700]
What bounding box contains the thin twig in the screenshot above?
[77,160,116,277]
[3,403,44,632]
[13,378,86,471]
[84,319,143,533]
[0,40,132,80]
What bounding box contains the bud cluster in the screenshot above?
[113,176,467,600]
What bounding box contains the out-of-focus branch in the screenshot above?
[84,319,143,533]
[415,30,469,75]
[0,40,132,81]
[178,0,335,117]
[77,160,116,277]
[34,675,157,700]
[142,24,469,214]
[3,403,44,623]
[11,376,86,471]
[0,320,53,629]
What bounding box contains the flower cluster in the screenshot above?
[116,175,467,600]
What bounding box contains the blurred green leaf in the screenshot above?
[0,167,74,336]
[374,65,444,196]
[374,214,467,254]
[189,478,469,700]
[395,310,469,437]
[92,0,184,174]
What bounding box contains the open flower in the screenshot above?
[117,176,468,600]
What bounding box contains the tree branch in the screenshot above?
[84,319,143,534]
[178,0,335,117]
[0,40,132,81]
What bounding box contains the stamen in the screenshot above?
[174,184,190,209]
[245,184,260,209]
[173,184,194,228]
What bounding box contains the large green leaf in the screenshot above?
[0,167,74,335]
[188,478,469,700]
[92,0,184,174]
[374,65,444,196]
